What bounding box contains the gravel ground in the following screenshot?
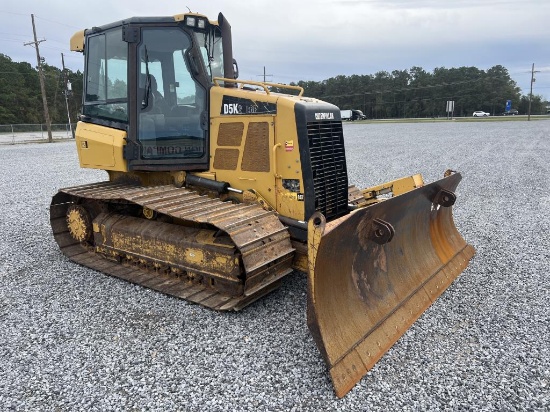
[0,120,548,411]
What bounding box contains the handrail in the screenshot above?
[272,143,282,179]
[213,77,304,97]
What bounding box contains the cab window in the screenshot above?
[83,29,128,123]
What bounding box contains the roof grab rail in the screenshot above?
[213,77,304,97]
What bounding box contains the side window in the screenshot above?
[83,29,128,122]
[85,34,106,102]
[197,27,224,82]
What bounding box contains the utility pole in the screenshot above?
[25,14,53,142]
[257,66,273,83]
[528,63,540,121]
[61,53,75,138]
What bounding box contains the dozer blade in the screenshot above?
[307,172,475,398]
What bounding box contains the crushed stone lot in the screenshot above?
[0,120,548,411]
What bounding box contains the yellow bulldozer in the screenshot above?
[50,12,475,397]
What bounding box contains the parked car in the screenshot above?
[502,109,519,116]
[473,111,490,117]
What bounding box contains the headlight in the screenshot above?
[184,16,207,30]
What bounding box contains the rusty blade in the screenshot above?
[307,172,475,398]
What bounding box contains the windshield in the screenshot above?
[196,25,224,81]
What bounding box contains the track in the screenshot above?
[50,182,295,311]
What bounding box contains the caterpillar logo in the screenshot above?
[315,112,335,120]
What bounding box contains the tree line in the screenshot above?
[292,65,547,118]
[0,53,546,125]
[0,53,82,125]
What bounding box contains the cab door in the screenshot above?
[126,25,210,171]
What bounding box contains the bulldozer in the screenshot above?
[50,11,475,397]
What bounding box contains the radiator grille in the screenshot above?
[306,121,348,220]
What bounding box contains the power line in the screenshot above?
[317,75,513,100]
[34,15,81,30]
[0,10,28,17]
[0,13,80,48]
[41,45,72,53]
[0,38,31,43]
[0,32,29,38]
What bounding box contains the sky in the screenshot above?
[1,0,549,102]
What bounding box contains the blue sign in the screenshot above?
[506,100,512,111]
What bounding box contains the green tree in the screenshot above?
[0,52,543,123]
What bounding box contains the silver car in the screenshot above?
[473,111,490,117]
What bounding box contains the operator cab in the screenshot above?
[79,14,229,170]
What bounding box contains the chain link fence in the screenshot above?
[0,124,76,145]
